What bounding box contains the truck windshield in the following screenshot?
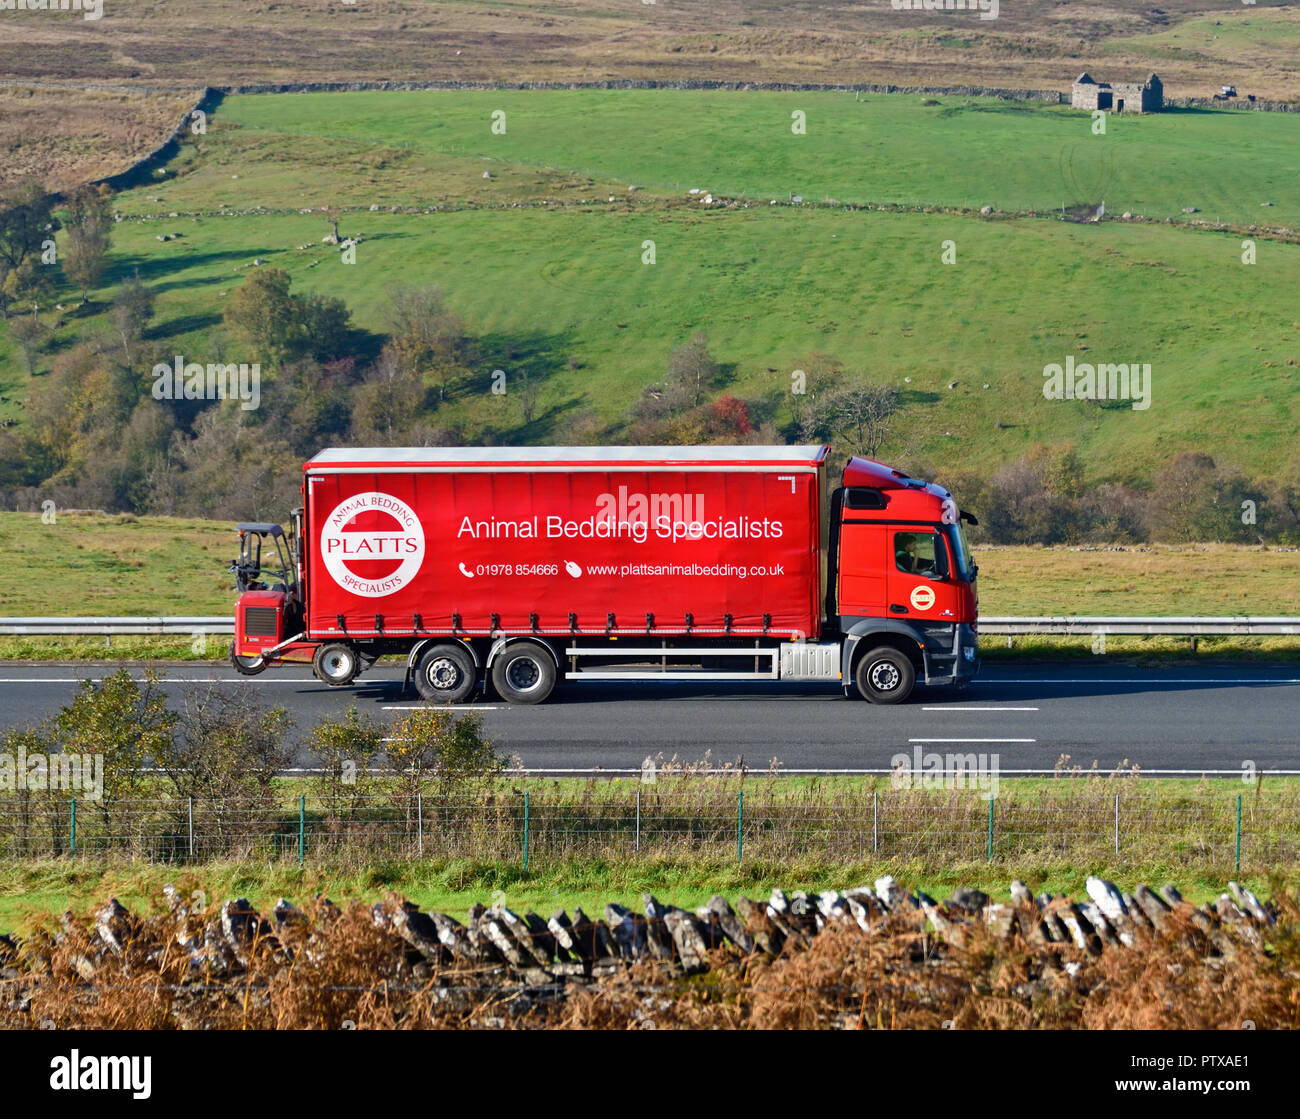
[945,523,975,581]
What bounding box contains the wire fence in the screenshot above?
[1,787,1297,871]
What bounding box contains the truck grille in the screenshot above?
[243,607,279,637]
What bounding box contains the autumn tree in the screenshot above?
[61,183,114,304]
[110,274,156,367]
[386,284,478,402]
[0,179,57,318]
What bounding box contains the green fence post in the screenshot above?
[1236,794,1242,876]
[737,790,744,862]
[523,791,530,871]
[69,797,76,857]
[986,797,994,862]
[298,794,305,866]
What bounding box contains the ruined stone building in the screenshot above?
[1071,73,1163,114]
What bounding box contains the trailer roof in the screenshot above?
[305,445,830,471]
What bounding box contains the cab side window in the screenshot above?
[894,531,949,579]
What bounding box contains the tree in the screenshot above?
[1150,452,1257,543]
[706,394,753,438]
[52,668,175,827]
[0,179,57,318]
[386,285,476,402]
[64,229,110,305]
[351,345,425,442]
[154,686,291,845]
[306,706,385,823]
[111,274,155,366]
[8,315,42,375]
[383,709,504,802]
[788,350,844,435]
[667,331,720,408]
[296,292,352,361]
[800,382,900,457]
[2,256,56,322]
[224,267,296,365]
[225,268,353,366]
[61,184,113,304]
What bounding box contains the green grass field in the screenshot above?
[193,90,1300,227]
[5,91,1299,488]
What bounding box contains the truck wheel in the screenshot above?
[854,646,915,704]
[491,642,556,705]
[313,642,360,687]
[228,641,267,676]
[412,643,477,704]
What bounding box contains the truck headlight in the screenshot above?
[963,646,976,661]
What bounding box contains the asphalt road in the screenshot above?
[0,660,1296,775]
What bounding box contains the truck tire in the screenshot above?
[854,646,915,704]
[412,643,477,704]
[313,642,360,687]
[228,641,267,676]
[491,642,556,705]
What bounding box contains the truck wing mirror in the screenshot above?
[960,510,979,526]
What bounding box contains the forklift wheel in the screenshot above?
[313,642,360,687]
[229,641,268,676]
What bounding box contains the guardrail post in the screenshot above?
[522,791,530,871]
[1236,794,1242,874]
[188,797,194,859]
[417,792,424,858]
[986,797,994,862]
[1114,793,1120,855]
[69,797,76,857]
[298,794,305,866]
[737,790,744,862]
[635,790,641,855]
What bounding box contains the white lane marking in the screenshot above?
[0,676,397,685]
[909,737,1035,743]
[257,766,1300,776]
[922,705,1039,711]
[383,705,503,711]
[990,678,1300,685]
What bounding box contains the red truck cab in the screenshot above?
[829,457,979,700]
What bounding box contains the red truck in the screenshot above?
[228,446,979,704]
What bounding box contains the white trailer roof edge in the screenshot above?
[305,445,831,469]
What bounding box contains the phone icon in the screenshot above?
[459,563,475,578]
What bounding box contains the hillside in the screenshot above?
[2,89,1296,498]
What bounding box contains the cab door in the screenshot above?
[837,522,888,618]
[886,528,962,622]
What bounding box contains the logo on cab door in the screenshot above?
[910,585,936,611]
[320,492,425,597]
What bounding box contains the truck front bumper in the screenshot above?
[921,623,980,686]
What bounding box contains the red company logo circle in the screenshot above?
[320,491,425,598]
[910,585,936,611]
